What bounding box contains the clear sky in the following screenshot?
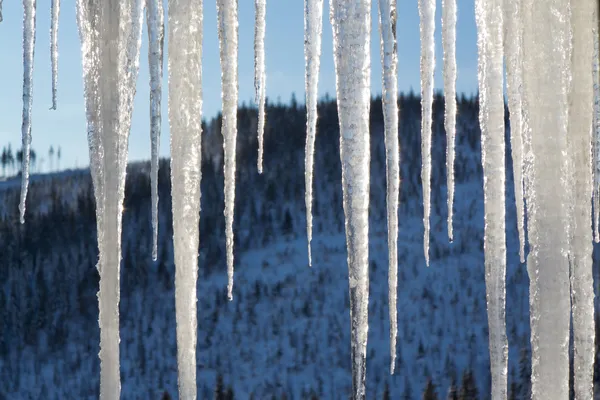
[0,1,478,171]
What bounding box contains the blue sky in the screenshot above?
[0,1,478,170]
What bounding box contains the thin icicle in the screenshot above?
[76,0,144,398]
[168,0,203,397]
[475,0,507,398]
[442,0,456,242]
[217,0,239,301]
[0,0,3,23]
[568,1,595,397]
[504,0,525,262]
[594,13,600,243]
[521,0,572,397]
[254,0,266,173]
[330,1,371,398]
[418,0,435,266]
[146,0,164,262]
[304,0,324,267]
[377,0,399,375]
[50,0,60,110]
[19,0,37,224]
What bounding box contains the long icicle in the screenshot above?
[147,0,164,262]
[568,0,595,397]
[303,0,324,267]
[442,0,456,242]
[474,0,508,397]
[216,0,239,301]
[594,4,600,243]
[77,0,144,399]
[50,0,60,110]
[19,0,37,223]
[168,0,204,397]
[377,0,399,375]
[521,0,572,397]
[418,0,435,266]
[255,0,266,173]
[503,0,525,262]
[330,0,371,398]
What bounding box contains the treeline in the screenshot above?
[0,144,62,176]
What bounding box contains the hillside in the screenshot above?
[0,95,596,399]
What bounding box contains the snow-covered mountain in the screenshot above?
[0,95,592,399]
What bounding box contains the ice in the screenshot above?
[167,0,204,398]
[418,0,435,266]
[19,0,37,224]
[521,0,572,397]
[76,0,144,398]
[329,0,371,398]
[50,0,59,110]
[303,0,324,267]
[377,0,399,375]
[503,0,525,262]
[442,0,456,242]
[146,0,164,262]
[216,0,239,301]
[568,1,595,397]
[474,0,507,398]
[255,0,266,174]
[0,0,3,23]
[594,22,600,242]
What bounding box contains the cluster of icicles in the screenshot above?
[2,0,599,398]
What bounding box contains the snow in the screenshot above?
[303,0,324,267]
[146,0,164,262]
[329,1,372,398]
[167,0,204,398]
[254,0,266,174]
[521,0,572,397]
[568,1,595,397]
[474,0,507,398]
[376,0,399,375]
[50,0,59,110]
[418,0,436,266]
[19,0,37,224]
[442,0,456,243]
[216,0,239,301]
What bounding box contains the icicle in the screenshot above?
[168,0,204,397]
[304,0,324,267]
[76,0,144,398]
[594,13,600,243]
[19,0,37,224]
[418,0,435,266]
[50,0,60,110]
[377,0,399,375]
[521,0,572,397]
[568,1,595,397]
[0,0,3,23]
[216,0,239,301]
[330,1,371,398]
[254,0,266,174]
[442,0,456,242]
[146,0,164,262]
[474,0,507,398]
[503,0,525,262]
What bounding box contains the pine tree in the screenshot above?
[214,374,225,400]
[423,378,438,400]
[447,378,458,400]
[459,370,478,400]
[382,383,390,400]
